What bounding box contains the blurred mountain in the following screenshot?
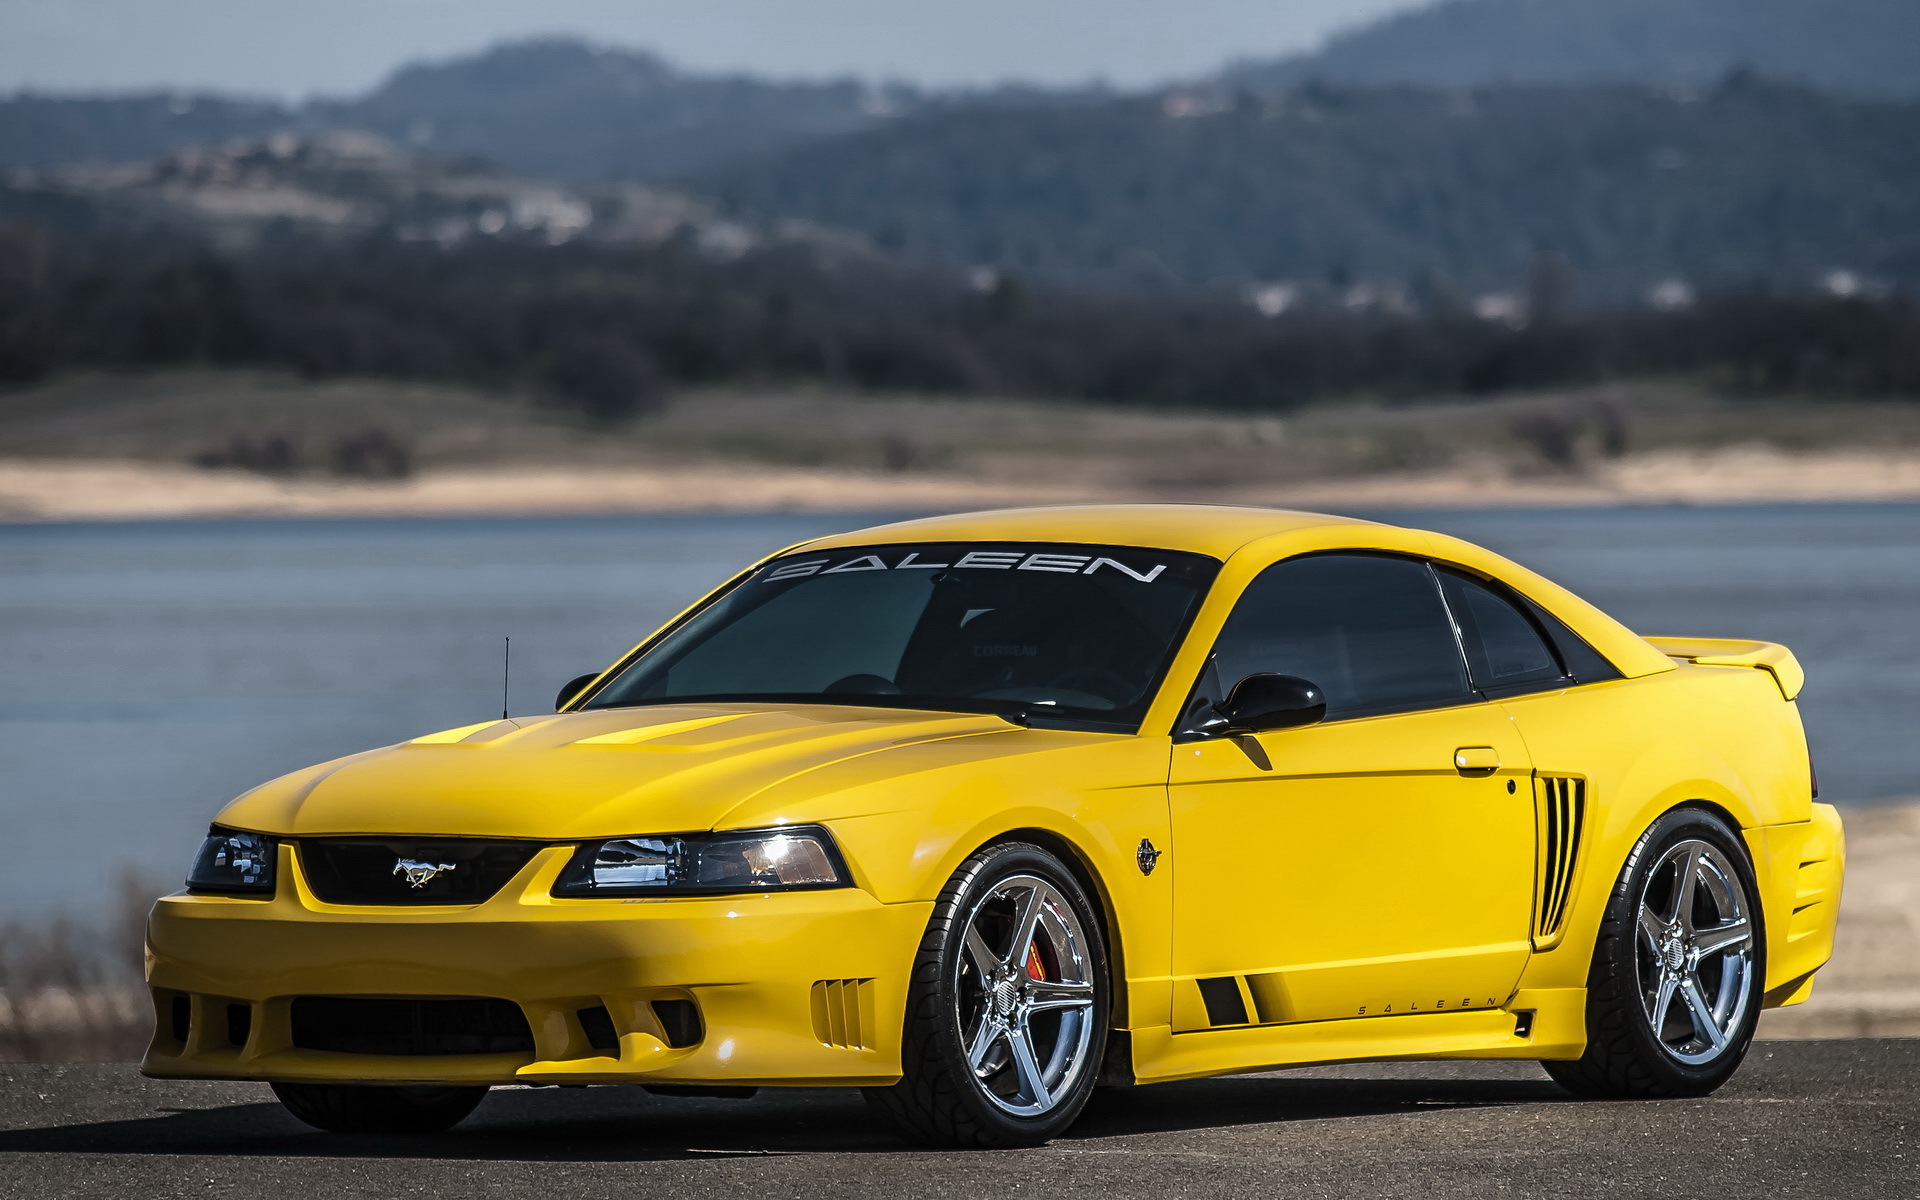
[694,75,1920,301]
[320,39,920,181]
[6,128,1919,417]
[1228,0,1920,96]
[0,92,296,171]
[4,17,1919,307]
[1,130,872,265]
[0,38,918,180]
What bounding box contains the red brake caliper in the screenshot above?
[1025,942,1048,980]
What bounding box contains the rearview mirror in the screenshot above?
[1215,674,1326,733]
[556,673,600,711]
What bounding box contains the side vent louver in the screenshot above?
[1196,976,1251,1027]
[1534,775,1587,947]
[810,978,874,1049]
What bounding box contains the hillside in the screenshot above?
[0,39,917,180]
[0,92,294,172]
[321,39,921,181]
[1230,0,1920,96]
[5,135,1918,421]
[2,130,763,254]
[694,76,1920,299]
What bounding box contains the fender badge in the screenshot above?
[1136,838,1163,876]
[393,859,458,888]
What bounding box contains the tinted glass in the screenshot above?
[585,542,1218,731]
[1211,554,1473,719]
[1438,570,1565,691]
[1517,594,1624,684]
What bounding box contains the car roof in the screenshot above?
[794,504,1678,681]
[796,504,1381,560]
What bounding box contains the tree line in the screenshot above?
[695,75,1920,301]
[1,215,1915,419]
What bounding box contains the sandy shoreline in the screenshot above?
[4,444,1920,522]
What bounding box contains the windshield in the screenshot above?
[584,542,1219,731]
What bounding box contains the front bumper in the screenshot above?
[143,842,928,1087]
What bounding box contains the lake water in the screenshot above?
[3,504,1915,919]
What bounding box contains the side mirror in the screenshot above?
[1215,673,1326,733]
[556,673,600,711]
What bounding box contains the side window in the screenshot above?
[1436,569,1566,695]
[1211,554,1474,720]
[1517,594,1624,684]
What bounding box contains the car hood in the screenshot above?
[216,703,1015,840]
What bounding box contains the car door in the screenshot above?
[1432,563,1627,951]
[1168,553,1537,1030]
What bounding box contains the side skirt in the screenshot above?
[1128,987,1587,1084]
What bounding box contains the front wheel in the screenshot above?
[864,842,1111,1148]
[271,1082,489,1133]
[1544,807,1763,1099]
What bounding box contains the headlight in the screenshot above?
[552,825,847,897]
[186,827,277,895]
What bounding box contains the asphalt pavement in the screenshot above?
[1,1041,1913,1198]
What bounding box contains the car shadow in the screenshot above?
[0,1072,1572,1162]
[1072,1072,1571,1139]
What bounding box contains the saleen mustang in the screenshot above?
[145,505,1844,1147]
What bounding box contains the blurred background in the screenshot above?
[3,0,1918,1057]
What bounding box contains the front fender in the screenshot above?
[769,732,1175,1031]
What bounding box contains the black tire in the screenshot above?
[271,1082,489,1133]
[1544,807,1765,1099]
[864,841,1111,1148]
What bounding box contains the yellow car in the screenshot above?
[144,504,1843,1147]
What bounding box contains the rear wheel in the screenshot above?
[1545,808,1763,1099]
[864,842,1110,1148]
[271,1082,489,1133]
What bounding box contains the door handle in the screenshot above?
[1454,746,1500,775]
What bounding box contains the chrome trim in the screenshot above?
[954,875,1098,1117]
[1635,838,1756,1066]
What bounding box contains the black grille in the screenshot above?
[652,999,704,1048]
[226,1003,252,1048]
[291,997,535,1056]
[578,1005,619,1052]
[298,838,544,906]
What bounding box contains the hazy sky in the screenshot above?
[0,0,1422,98]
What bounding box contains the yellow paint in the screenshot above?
[1169,707,1535,1029]
[570,713,754,746]
[1645,635,1807,700]
[145,504,1840,1090]
[407,719,516,745]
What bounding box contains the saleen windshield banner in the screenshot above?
[755,543,1190,585]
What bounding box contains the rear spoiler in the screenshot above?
[1643,637,1804,701]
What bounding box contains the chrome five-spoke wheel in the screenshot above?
[1545,808,1764,1100]
[1635,839,1756,1066]
[956,874,1099,1117]
[866,842,1111,1147]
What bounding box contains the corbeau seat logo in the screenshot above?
[972,644,1039,657]
[761,549,1169,583]
[393,859,458,888]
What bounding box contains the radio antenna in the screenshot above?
[501,636,511,720]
